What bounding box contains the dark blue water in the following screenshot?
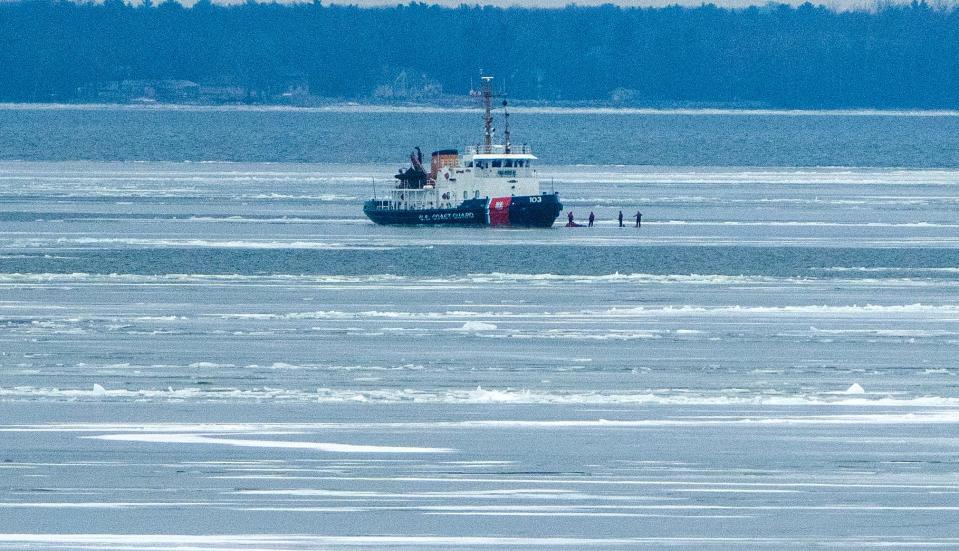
[4,246,959,278]
[2,105,959,166]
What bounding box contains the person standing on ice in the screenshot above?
[618,210,624,227]
[568,211,574,226]
[588,212,595,227]
[635,211,642,228]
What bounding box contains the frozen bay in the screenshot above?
[1,109,959,548]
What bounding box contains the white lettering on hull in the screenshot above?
[417,211,477,222]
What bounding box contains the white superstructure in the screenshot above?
[374,77,543,211]
[364,75,562,227]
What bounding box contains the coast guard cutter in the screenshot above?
[363,76,563,227]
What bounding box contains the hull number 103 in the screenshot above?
[529,196,542,203]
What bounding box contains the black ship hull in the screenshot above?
[364,194,562,228]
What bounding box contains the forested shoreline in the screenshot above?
[1,0,957,108]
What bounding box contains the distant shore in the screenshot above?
[3,101,959,117]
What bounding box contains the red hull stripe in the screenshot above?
[489,196,512,226]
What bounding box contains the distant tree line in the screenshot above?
[1,0,958,108]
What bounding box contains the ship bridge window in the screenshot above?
[491,160,502,168]
[505,160,513,167]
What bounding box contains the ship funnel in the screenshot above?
[430,149,459,180]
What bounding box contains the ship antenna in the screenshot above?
[481,75,493,152]
[502,99,511,154]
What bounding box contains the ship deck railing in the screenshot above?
[465,144,532,155]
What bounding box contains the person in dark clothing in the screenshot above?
[588,212,595,227]
[568,211,574,226]
[618,211,624,227]
[635,211,642,228]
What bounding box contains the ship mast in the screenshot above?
[481,76,493,152]
[502,99,511,153]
